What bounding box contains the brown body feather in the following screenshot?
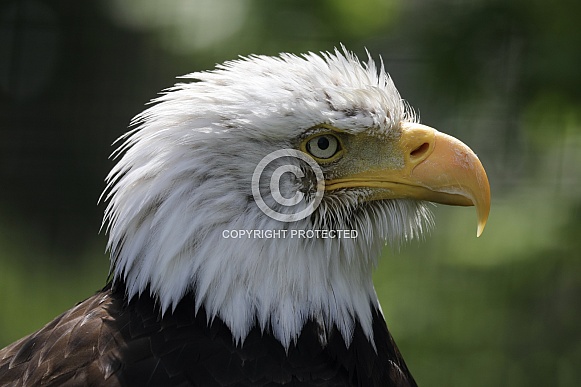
[0,283,417,386]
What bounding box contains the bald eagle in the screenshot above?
[0,48,489,386]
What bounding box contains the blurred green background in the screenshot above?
[1,0,580,385]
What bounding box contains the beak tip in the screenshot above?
[475,187,491,238]
[476,212,489,237]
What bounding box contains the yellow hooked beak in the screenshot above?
[325,123,491,236]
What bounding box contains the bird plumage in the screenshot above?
[102,48,430,349]
[0,47,490,386]
[0,282,415,386]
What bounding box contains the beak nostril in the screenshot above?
[410,142,430,159]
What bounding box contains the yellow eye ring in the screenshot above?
[301,133,344,162]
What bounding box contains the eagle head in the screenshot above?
[103,47,490,349]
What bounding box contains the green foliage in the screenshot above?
[0,218,109,346]
[375,191,581,386]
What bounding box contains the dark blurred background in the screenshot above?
[1,0,580,385]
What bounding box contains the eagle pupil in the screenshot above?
[317,136,330,150]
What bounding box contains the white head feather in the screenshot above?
[102,47,432,349]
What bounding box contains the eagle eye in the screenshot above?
[305,134,341,160]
